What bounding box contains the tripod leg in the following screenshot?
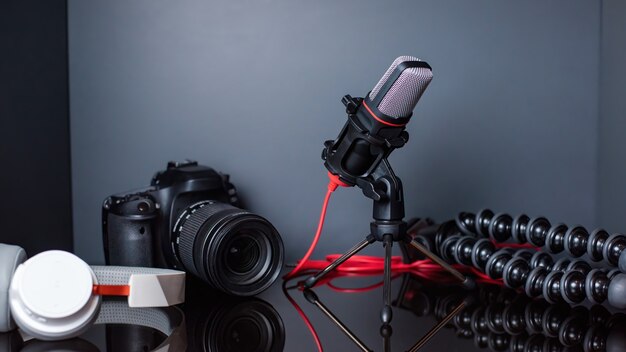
[407,300,466,352]
[304,235,376,288]
[408,238,475,289]
[380,323,392,352]
[381,234,393,324]
[304,289,373,352]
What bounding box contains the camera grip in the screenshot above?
[104,212,155,267]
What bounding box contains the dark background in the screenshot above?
[2,0,626,263]
[68,0,606,264]
[0,0,72,254]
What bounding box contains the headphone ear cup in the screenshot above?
[0,244,27,333]
[9,250,101,341]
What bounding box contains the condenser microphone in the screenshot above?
[306,57,472,317]
[323,56,433,186]
[364,55,433,125]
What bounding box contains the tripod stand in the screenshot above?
[303,157,473,324]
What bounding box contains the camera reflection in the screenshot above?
[0,290,285,352]
[184,281,285,352]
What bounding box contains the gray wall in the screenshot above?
[598,0,626,231]
[69,0,601,264]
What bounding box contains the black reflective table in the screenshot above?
[3,271,626,352]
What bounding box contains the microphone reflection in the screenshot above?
[285,269,626,352]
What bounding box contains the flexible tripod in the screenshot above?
[411,209,626,309]
[303,153,473,324]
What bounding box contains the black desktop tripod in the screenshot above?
[303,95,473,324]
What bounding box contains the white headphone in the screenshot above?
[0,244,185,341]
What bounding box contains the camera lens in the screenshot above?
[173,201,284,296]
[225,234,261,276]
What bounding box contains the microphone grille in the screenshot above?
[369,56,433,118]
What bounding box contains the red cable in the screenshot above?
[284,187,332,279]
[285,172,537,281]
[282,277,324,352]
[326,273,404,293]
[292,254,503,285]
[285,173,347,279]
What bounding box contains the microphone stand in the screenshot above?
[302,285,465,352]
[304,105,472,324]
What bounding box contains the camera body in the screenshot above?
[103,160,284,296]
[103,160,238,269]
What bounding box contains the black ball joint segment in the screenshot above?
[412,215,626,309]
[457,209,626,269]
[455,209,626,309]
[447,291,626,352]
[440,233,626,308]
[398,281,626,352]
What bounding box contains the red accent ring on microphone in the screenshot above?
[362,101,406,127]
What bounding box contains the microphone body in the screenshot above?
[323,56,433,186]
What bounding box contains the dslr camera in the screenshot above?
[103,160,284,296]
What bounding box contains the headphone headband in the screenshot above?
[91,266,185,307]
